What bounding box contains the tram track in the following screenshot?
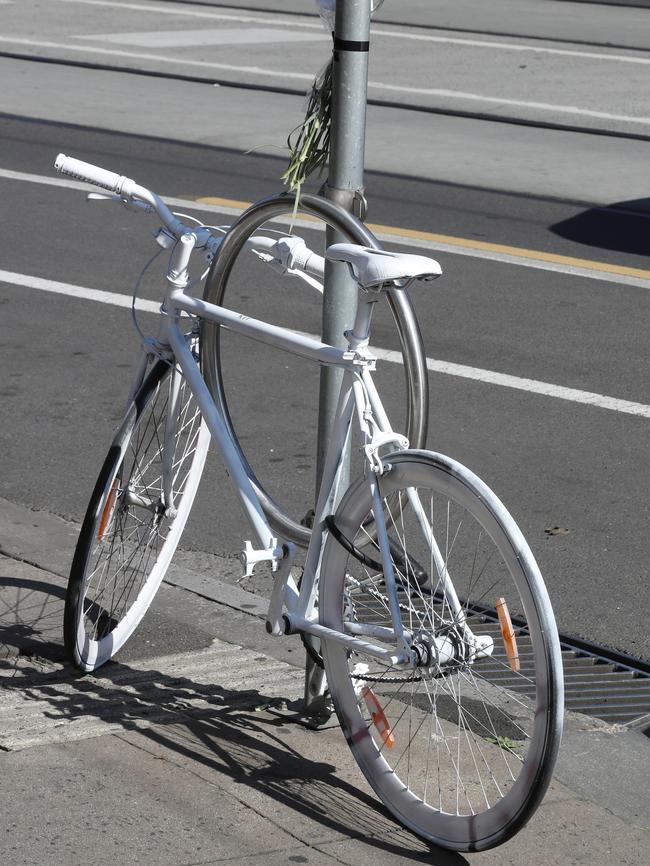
[4,47,650,144]
[5,0,650,140]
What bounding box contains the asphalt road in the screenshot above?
[0,0,649,662]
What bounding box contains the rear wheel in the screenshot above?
[64,358,209,672]
[319,451,563,851]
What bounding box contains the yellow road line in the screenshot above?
[196,195,253,212]
[368,221,650,281]
[196,195,650,283]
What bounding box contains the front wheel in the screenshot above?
[319,451,563,852]
[201,192,429,548]
[64,359,210,672]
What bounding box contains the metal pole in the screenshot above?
[317,0,371,485]
[304,0,372,720]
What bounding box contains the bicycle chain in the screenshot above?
[299,555,468,687]
[301,571,437,682]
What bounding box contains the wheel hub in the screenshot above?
[411,625,471,676]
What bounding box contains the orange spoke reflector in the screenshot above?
[361,685,395,748]
[496,597,520,672]
[97,479,119,541]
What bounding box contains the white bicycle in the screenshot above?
[57,153,564,853]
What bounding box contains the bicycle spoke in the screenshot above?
[68,362,208,671]
[322,453,561,848]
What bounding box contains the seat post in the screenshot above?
[346,289,377,350]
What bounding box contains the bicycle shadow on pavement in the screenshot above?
[3,638,467,865]
[138,701,468,865]
[0,571,67,663]
[0,559,465,863]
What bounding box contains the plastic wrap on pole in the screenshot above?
[315,0,336,31]
[314,0,385,31]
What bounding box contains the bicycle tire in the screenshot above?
[319,450,563,851]
[201,192,429,548]
[64,358,210,672]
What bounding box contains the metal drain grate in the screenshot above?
[466,618,650,728]
[556,634,650,729]
[356,592,650,731]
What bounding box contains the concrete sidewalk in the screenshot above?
[1,552,648,866]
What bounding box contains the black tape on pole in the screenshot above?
[333,37,370,52]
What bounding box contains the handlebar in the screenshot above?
[55,153,186,237]
[54,153,325,285]
[55,154,137,196]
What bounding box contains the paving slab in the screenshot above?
[1,733,325,866]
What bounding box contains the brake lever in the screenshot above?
[86,192,154,214]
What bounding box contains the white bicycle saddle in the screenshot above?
[325,243,442,290]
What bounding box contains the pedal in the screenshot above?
[239,539,282,578]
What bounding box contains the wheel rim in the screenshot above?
[201,192,429,547]
[321,452,562,850]
[74,370,209,669]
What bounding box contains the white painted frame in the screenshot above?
[52,152,470,669]
[155,236,423,666]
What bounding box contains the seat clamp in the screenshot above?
[320,183,368,221]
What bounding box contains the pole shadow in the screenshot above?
[550,199,650,257]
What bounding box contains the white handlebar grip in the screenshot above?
[54,153,133,194]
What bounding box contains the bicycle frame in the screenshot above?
[124,229,482,671]
[132,231,425,667]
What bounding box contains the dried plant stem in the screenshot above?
[282,58,333,218]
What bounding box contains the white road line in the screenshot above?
[5,168,650,289]
[0,166,248,216]
[368,82,650,125]
[367,229,650,291]
[371,32,650,65]
[57,0,324,29]
[2,268,648,419]
[0,36,315,81]
[0,269,158,312]
[3,167,650,291]
[58,0,650,66]
[375,346,650,418]
[75,29,328,49]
